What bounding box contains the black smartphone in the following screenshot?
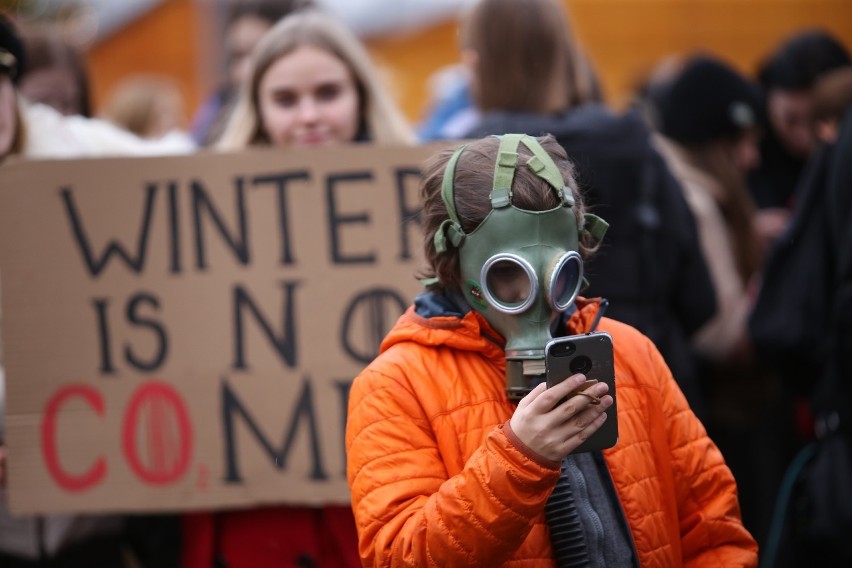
[544,332,618,453]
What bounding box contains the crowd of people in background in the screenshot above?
[2,0,852,566]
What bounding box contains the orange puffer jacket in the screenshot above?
[346,297,757,567]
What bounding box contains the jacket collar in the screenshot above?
[381,291,607,364]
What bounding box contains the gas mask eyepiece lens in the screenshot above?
[482,255,538,313]
[547,251,584,311]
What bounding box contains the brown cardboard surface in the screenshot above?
[0,144,441,514]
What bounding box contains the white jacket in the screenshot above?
[21,100,195,159]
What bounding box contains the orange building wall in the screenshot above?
[367,0,852,121]
[85,0,852,127]
[566,0,852,108]
[86,0,204,128]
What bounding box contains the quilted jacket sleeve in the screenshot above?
[649,339,759,567]
[346,364,560,567]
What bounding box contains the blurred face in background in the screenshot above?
[227,14,273,91]
[0,74,17,158]
[147,87,185,138]
[257,44,360,147]
[732,128,761,174]
[767,89,814,158]
[19,65,83,116]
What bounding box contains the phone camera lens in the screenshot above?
[569,355,592,375]
[554,342,576,357]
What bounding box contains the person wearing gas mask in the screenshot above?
[345,134,757,567]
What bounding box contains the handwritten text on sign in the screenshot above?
[0,144,437,514]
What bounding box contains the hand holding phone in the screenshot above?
[569,379,601,404]
[508,374,614,462]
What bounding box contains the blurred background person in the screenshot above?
[811,66,852,143]
[749,30,852,250]
[753,86,852,568]
[417,0,602,142]
[460,0,717,418]
[748,65,852,568]
[652,55,763,361]
[190,0,314,146]
[650,54,785,546]
[415,62,478,141]
[1,12,191,568]
[750,66,852,394]
[0,15,23,161]
[215,9,412,149]
[1,15,194,162]
[17,25,91,117]
[183,9,412,568]
[802,86,852,568]
[100,74,192,141]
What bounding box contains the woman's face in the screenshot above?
[226,14,272,90]
[258,45,360,147]
[767,89,813,158]
[0,75,17,158]
[19,66,83,116]
[732,128,761,174]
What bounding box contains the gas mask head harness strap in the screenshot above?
[434,134,576,254]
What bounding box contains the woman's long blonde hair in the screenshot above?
[216,9,413,149]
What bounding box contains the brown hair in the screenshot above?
[461,0,597,113]
[0,96,25,162]
[101,75,185,138]
[226,0,314,26]
[10,96,24,154]
[418,134,596,291]
[812,67,852,123]
[19,27,91,117]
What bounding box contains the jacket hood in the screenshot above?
[380,292,606,361]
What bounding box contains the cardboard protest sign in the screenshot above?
[0,144,439,514]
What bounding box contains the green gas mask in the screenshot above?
[434,134,608,401]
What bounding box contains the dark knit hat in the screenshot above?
[655,55,761,144]
[0,13,25,83]
[759,30,851,91]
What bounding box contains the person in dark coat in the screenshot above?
[749,67,852,394]
[792,82,852,568]
[754,101,852,568]
[820,95,852,447]
[460,0,716,416]
[749,31,850,214]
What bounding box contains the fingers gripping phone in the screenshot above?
[545,332,618,453]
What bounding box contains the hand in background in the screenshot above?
[755,207,790,257]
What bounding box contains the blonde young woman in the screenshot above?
[216,9,413,150]
[185,9,412,568]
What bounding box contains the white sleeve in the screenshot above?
[22,102,196,159]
